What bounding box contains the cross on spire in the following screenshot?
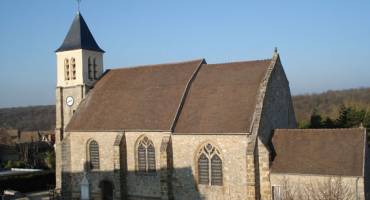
[77,0,82,12]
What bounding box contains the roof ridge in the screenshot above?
[109,58,205,71]
[206,58,271,66]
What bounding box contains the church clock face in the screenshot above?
[66,96,74,107]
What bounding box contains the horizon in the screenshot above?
[0,1,370,108]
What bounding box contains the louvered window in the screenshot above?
[71,58,76,80]
[64,59,70,80]
[147,144,156,172]
[198,154,209,184]
[138,143,146,172]
[89,140,100,170]
[211,155,222,185]
[88,57,93,80]
[136,136,156,173]
[93,58,98,80]
[197,143,223,186]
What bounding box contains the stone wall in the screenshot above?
[124,132,171,199]
[65,131,120,199]
[256,56,297,200]
[270,173,365,200]
[257,57,297,145]
[60,131,174,200]
[171,134,248,200]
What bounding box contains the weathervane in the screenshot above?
[77,0,82,12]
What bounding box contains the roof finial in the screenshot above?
[77,0,82,12]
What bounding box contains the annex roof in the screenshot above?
[56,12,104,53]
[271,128,366,176]
[66,58,273,133]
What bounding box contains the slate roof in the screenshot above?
[271,128,366,176]
[66,58,273,133]
[56,12,104,53]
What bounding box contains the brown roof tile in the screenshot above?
[67,58,272,133]
[271,128,366,176]
[66,59,204,131]
[174,60,271,133]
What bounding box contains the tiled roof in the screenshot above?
[271,128,366,176]
[66,58,273,133]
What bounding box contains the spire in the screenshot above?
[56,12,104,53]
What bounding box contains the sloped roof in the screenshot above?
[67,59,204,131]
[271,128,366,176]
[56,12,104,53]
[66,58,272,133]
[174,60,271,133]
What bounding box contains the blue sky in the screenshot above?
[0,0,369,108]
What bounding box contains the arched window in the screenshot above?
[71,58,76,80]
[64,59,70,80]
[93,58,98,80]
[88,140,100,170]
[197,143,223,186]
[88,57,93,80]
[136,136,156,173]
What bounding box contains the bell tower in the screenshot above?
[55,12,104,191]
[55,12,104,139]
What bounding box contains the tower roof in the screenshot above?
[56,12,104,53]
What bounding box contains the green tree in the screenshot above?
[336,106,365,128]
[309,111,323,128]
[322,117,335,128]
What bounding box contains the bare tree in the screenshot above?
[304,177,354,200]
[279,177,354,200]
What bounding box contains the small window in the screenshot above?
[64,59,70,80]
[272,186,281,200]
[136,136,156,173]
[88,140,100,170]
[197,143,223,186]
[93,58,98,80]
[88,57,93,80]
[71,58,76,80]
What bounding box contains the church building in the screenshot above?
[54,12,369,200]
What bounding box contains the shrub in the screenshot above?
[0,171,55,194]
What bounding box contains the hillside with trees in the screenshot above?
[293,87,370,128]
[0,105,55,131]
[0,88,369,131]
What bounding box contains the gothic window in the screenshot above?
[136,136,156,173]
[88,57,93,80]
[88,140,100,170]
[93,58,98,80]
[197,143,223,186]
[71,58,76,80]
[64,59,70,80]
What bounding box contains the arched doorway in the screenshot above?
[99,180,114,200]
